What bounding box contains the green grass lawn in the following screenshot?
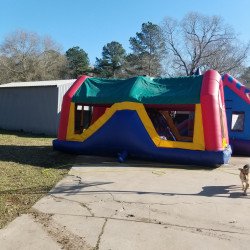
[0,130,76,229]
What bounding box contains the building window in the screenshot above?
[231,112,245,131]
[75,104,92,134]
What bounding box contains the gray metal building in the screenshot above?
[0,79,76,136]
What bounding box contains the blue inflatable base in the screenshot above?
[54,110,232,166]
[230,138,250,156]
[53,139,231,167]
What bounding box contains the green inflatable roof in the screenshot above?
[72,75,203,105]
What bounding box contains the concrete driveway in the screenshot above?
[0,156,250,250]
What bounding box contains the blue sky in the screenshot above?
[0,0,250,65]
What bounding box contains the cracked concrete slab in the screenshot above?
[52,214,106,248]
[0,214,61,250]
[33,195,92,217]
[99,219,249,250]
[1,156,250,249]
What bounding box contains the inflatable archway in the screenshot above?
[53,70,231,166]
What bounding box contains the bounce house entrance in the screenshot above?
[74,104,93,134]
[146,108,194,142]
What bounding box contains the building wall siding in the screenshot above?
[55,82,74,134]
[0,86,58,135]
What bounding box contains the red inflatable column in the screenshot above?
[58,75,89,140]
[201,70,223,151]
[219,80,229,144]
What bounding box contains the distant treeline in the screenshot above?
[0,12,249,84]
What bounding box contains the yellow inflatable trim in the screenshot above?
[66,102,205,151]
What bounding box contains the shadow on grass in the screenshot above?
[0,129,55,139]
[0,145,76,169]
[0,185,54,195]
[0,181,114,196]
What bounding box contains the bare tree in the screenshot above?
[0,30,67,84]
[240,67,250,86]
[161,12,249,76]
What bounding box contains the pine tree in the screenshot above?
[65,46,90,78]
[95,41,126,78]
[127,22,165,77]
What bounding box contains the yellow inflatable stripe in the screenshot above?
[66,102,205,151]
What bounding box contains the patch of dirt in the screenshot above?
[30,208,93,250]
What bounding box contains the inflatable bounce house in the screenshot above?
[223,74,250,155]
[53,70,231,166]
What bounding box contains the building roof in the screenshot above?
[0,79,76,88]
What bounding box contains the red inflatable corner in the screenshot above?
[201,70,224,151]
[58,75,89,140]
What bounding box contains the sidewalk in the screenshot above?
[0,156,250,250]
